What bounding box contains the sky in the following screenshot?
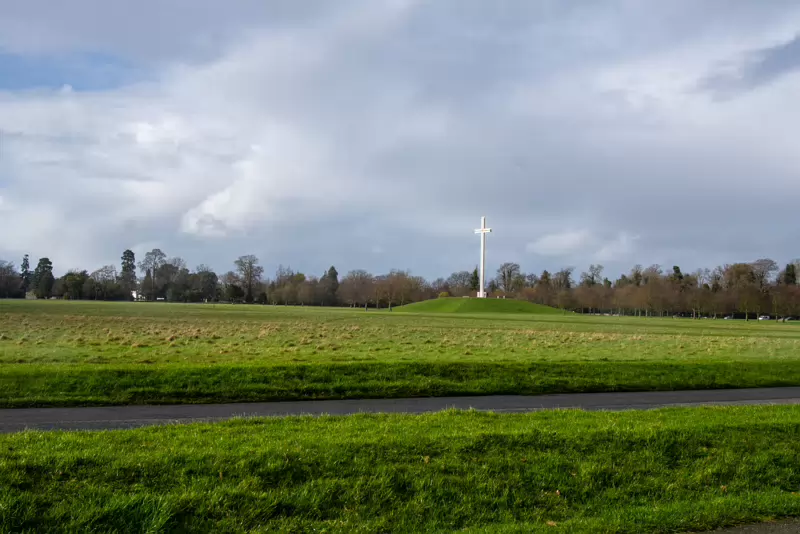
[1,0,800,281]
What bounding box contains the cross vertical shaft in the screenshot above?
[474,216,492,298]
[480,217,486,298]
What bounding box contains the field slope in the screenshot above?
[395,297,563,314]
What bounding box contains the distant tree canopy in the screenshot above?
[2,251,800,318]
[0,260,25,298]
[32,257,55,299]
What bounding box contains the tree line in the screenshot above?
[1,250,799,318]
[482,260,800,320]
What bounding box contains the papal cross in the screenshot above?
[474,216,492,298]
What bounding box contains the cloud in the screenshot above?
[526,230,592,257]
[2,1,800,279]
[593,233,639,263]
[526,230,638,265]
[703,35,800,94]
[0,1,353,60]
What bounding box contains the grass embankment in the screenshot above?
[1,300,800,407]
[2,406,800,533]
[395,297,563,314]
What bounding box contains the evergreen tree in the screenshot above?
[469,267,480,292]
[120,249,137,298]
[142,269,154,301]
[784,263,797,286]
[320,266,339,305]
[326,266,339,295]
[33,257,54,299]
[20,254,31,294]
[36,271,55,299]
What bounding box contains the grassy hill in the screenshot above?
[395,297,563,314]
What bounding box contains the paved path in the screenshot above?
[2,387,800,433]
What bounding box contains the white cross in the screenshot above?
[474,216,492,298]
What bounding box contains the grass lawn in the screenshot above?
[1,300,799,407]
[2,405,800,533]
[395,296,564,314]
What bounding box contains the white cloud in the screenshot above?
[593,232,639,263]
[526,230,592,257]
[2,2,800,278]
[526,230,638,264]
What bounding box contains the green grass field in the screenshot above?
[1,299,799,407]
[395,296,564,314]
[3,406,800,533]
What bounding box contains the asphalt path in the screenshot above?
[2,387,800,433]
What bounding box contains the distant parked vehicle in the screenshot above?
[758,315,770,321]
[723,316,733,320]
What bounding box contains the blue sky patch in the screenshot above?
[0,52,144,91]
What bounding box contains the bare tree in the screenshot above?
[373,274,386,309]
[234,255,264,303]
[430,277,448,295]
[496,262,521,293]
[383,270,411,308]
[137,249,166,301]
[553,267,574,290]
[751,258,778,289]
[0,260,22,298]
[167,257,187,274]
[524,273,539,287]
[297,277,317,305]
[89,265,118,300]
[721,263,760,320]
[641,266,666,316]
[629,264,643,286]
[408,275,431,302]
[580,264,604,287]
[338,270,374,309]
[446,271,472,296]
[91,265,117,284]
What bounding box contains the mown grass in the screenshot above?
[1,300,800,407]
[2,406,800,533]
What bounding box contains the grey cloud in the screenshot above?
[744,35,800,85]
[2,2,800,280]
[0,0,352,61]
[704,34,800,94]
